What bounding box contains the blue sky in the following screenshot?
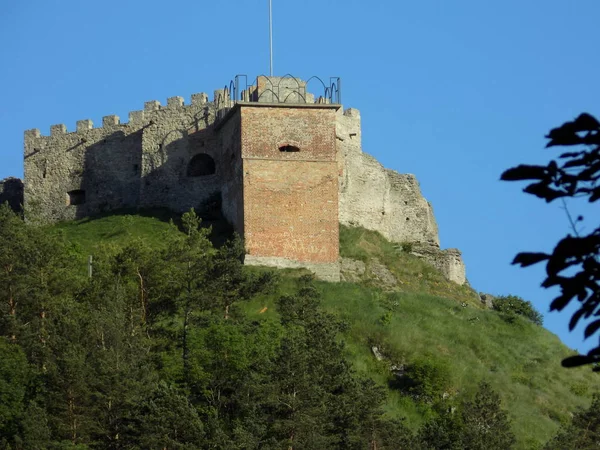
[1,0,599,352]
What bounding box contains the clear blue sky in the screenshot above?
[1,0,599,353]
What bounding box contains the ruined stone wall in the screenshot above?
[335,108,467,285]
[24,121,144,223]
[239,105,340,281]
[0,177,24,213]
[336,108,439,246]
[137,95,220,213]
[23,92,223,223]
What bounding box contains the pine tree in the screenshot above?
[544,393,600,449]
[419,382,515,450]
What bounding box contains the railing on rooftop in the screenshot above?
[215,75,342,116]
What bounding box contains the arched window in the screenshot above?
[67,190,86,206]
[279,144,300,153]
[187,153,216,177]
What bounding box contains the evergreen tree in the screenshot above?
[0,337,28,445]
[419,382,515,450]
[544,393,600,449]
[460,382,516,449]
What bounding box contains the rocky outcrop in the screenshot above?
[479,293,496,309]
[0,177,24,213]
[336,108,467,285]
[410,243,467,286]
[367,258,398,290]
[340,258,366,283]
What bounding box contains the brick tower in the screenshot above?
[217,76,341,281]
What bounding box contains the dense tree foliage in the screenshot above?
[0,205,429,449]
[418,382,516,450]
[544,393,600,449]
[492,295,543,326]
[501,113,600,368]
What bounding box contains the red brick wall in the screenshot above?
[240,106,339,263]
[241,107,337,161]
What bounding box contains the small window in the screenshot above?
[279,144,300,152]
[67,190,86,206]
[187,153,216,177]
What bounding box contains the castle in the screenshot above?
[1,75,466,284]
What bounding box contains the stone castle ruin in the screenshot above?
[3,75,466,284]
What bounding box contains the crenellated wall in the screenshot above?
[18,77,466,284]
[23,92,223,223]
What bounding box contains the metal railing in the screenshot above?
[215,74,342,113]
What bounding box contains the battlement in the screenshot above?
[24,92,217,140]
[24,75,342,140]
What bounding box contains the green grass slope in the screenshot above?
[51,213,598,449]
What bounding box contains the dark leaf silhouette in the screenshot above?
[504,113,600,368]
[561,354,596,368]
[569,309,586,331]
[523,182,563,201]
[500,165,548,181]
[512,252,549,267]
[584,320,600,339]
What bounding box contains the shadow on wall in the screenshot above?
[71,126,222,221]
[0,178,24,213]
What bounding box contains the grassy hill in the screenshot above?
[50,212,598,449]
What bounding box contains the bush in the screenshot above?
[400,357,452,402]
[493,295,543,326]
[400,241,413,253]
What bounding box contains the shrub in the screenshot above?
[400,241,413,253]
[493,295,543,326]
[569,382,589,397]
[379,311,393,326]
[400,357,452,402]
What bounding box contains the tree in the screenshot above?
[0,337,28,444]
[492,295,543,326]
[460,382,516,449]
[544,393,600,449]
[501,113,600,368]
[418,382,515,450]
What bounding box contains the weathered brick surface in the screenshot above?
[243,159,339,263]
[241,107,337,161]
[239,105,339,265]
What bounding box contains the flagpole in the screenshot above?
[269,0,273,76]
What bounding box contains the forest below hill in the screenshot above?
[0,205,597,449]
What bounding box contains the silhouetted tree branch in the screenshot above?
[501,113,600,369]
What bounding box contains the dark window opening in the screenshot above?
[187,153,216,177]
[279,144,300,152]
[133,164,139,174]
[67,190,86,206]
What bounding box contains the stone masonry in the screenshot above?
[17,76,467,284]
